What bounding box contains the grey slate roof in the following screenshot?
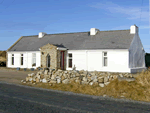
[8,29,135,51]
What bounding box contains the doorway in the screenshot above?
[60,51,65,70]
[47,54,50,68]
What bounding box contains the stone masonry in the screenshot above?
[40,43,58,70]
[23,69,136,87]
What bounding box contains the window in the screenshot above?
[103,52,107,66]
[68,53,72,68]
[21,54,23,65]
[12,54,14,65]
[32,53,36,67]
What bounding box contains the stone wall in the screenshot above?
[23,69,135,87]
[40,43,57,70]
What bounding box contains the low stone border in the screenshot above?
[21,69,136,87]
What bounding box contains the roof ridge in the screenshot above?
[22,31,89,37]
[99,29,130,32]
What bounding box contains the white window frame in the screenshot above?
[20,54,23,66]
[68,53,72,68]
[32,53,36,67]
[102,52,107,67]
[12,54,14,65]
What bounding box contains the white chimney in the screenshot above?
[90,28,99,35]
[130,24,138,34]
[38,32,47,38]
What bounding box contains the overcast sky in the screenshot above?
[0,0,150,52]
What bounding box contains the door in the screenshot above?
[60,51,65,70]
[47,54,50,68]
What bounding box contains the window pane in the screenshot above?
[69,54,72,57]
[21,54,23,56]
[12,57,14,65]
[104,52,107,56]
[21,57,23,65]
[33,58,36,63]
[69,59,72,68]
[33,53,36,57]
[104,57,107,66]
[12,54,14,56]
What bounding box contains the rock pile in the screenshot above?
[21,69,135,87]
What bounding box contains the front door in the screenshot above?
[47,54,50,68]
[60,51,65,70]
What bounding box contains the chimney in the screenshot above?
[130,24,138,34]
[38,32,46,38]
[90,28,99,35]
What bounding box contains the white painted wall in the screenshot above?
[66,49,130,73]
[7,51,41,69]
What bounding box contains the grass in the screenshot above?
[21,69,150,102]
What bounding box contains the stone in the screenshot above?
[98,78,104,83]
[81,81,89,85]
[42,78,47,83]
[57,79,61,84]
[40,74,44,79]
[36,78,40,83]
[75,79,80,83]
[72,74,76,78]
[23,81,26,83]
[89,82,93,86]
[113,75,118,79]
[70,78,75,82]
[91,76,97,81]
[99,83,105,87]
[21,80,24,83]
[61,76,65,81]
[28,74,31,77]
[56,76,61,79]
[119,74,123,78]
[44,70,48,75]
[62,79,70,84]
[51,75,56,79]
[50,80,57,84]
[104,82,110,86]
[82,77,88,82]
[104,76,109,83]
[29,77,32,82]
[30,73,35,77]
[93,79,98,83]
[26,77,29,81]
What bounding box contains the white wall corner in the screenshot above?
[38,32,47,38]
[90,28,99,35]
[130,24,138,34]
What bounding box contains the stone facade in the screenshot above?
[40,43,67,70]
[40,43,58,70]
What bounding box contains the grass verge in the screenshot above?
[21,70,150,102]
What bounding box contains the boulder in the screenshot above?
[61,76,66,81]
[40,74,44,79]
[75,79,80,83]
[50,80,57,84]
[99,83,105,87]
[29,77,33,82]
[82,77,88,82]
[51,75,56,80]
[44,70,48,75]
[104,76,109,83]
[26,77,29,82]
[42,78,47,83]
[104,82,110,86]
[98,78,104,83]
[36,78,40,83]
[81,81,89,85]
[89,82,93,86]
[62,79,70,84]
[57,79,61,84]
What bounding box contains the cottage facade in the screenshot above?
[6,25,146,73]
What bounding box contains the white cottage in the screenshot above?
[6,25,146,73]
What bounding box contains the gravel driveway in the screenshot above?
[0,69,39,84]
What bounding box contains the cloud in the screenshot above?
[90,1,149,21]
